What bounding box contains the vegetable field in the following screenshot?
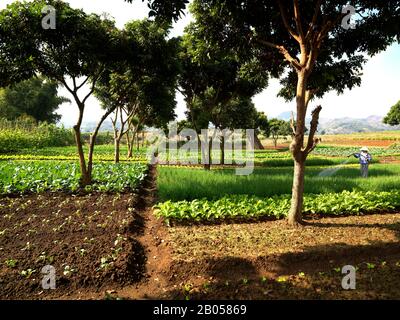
[0,161,147,194]
[1,132,400,300]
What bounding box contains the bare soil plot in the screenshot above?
[0,174,154,300]
[157,213,400,299]
[66,211,400,300]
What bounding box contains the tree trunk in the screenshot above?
[87,106,116,182]
[73,106,91,186]
[73,124,90,186]
[126,131,133,158]
[273,136,278,148]
[203,137,212,170]
[220,135,225,165]
[288,71,308,226]
[254,131,264,150]
[114,138,120,163]
[288,158,306,225]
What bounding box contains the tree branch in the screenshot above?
[60,78,75,96]
[87,104,118,174]
[290,111,296,136]
[256,38,302,71]
[276,0,301,43]
[305,89,315,108]
[293,0,305,41]
[76,76,90,91]
[82,66,105,105]
[305,0,322,41]
[304,105,322,155]
[316,12,347,45]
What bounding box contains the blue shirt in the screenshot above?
[354,152,372,165]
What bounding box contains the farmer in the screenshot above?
[348,147,372,178]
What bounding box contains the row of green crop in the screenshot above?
[0,123,126,154]
[313,145,400,157]
[5,143,397,162]
[154,190,400,224]
[0,154,146,162]
[157,165,400,202]
[0,124,75,153]
[0,161,148,194]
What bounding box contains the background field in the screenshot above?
[157,164,400,201]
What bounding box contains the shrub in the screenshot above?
[0,119,75,153]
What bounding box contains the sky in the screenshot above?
[1,0,400,125]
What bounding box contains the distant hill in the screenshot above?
[276,111,400,134]
[318,115,400,135]
[81,120,114,133]
[61,113,400,135]
[276,111,293,121]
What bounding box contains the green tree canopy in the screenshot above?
[125,0,189,22]
[255,112,270,137]
[0,76,69,123]
[383,100,400,126]
[0,0,125,185]
[187,0,400,225]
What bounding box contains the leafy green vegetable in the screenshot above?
[0,161,148,194]
[154,190,400,224]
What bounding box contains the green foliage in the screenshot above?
[314,145,400,157]
[0,0,120,87]
[124,0,188,22]
[0,121,75,153]
[0,161,147,194]
[384,100,400,126]
[0,0,126,183]
[263,118,292,146]
[0,76,69,123]
[178,20,268,132]
[256,112,270,137]
[189,0,400,102]
[95,19,178,130]
[154,190,400,224]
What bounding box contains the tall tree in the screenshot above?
[178,20,268,168]
[0,76,69,123]
[0,0,124,185]
[210,96,259,164]
[188,0,400,225]
[383,100,400,126]
[95,20,178,163]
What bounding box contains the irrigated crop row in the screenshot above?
[154,190,400,224]
[0,161,148,194]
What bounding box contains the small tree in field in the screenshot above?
[95,20,179,163]
[268,119,289,148]
[0,0,123,185]
[384,100,400,126]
